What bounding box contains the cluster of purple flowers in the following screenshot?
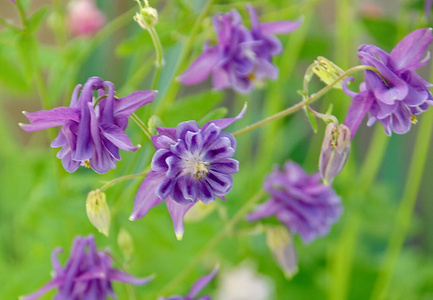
[343,28,433,136]
[178,5,301,93]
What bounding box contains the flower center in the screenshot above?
[183,157,210,180]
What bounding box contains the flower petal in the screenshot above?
[108,269,154,286]
[130,171,165,220]
[177,46,220,85]
[390,28,433,71]
[20,107,80,132]
[343,90,374,139]
[166,198,195,240]
[100,123,138,152]
[114,90,157,117]
[20,278,61,300]
[187,267,218,298]
[259,19,302,35]
[202,102,247,130]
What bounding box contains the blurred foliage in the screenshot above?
[1,0,433,299]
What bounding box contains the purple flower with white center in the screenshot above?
[130,104,246,240]
[159,268,218,300]
[177,6,301,94]
[247,161,342,244]
[20,235,153,300]
[20,77,157,173]
[343,28,433,137]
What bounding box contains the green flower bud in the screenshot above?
[266,225,298,279]
[117,228,135,261]
[312,56,344,89]
[133,0,158,30]
[86,189,111,236]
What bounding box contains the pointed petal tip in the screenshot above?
[129,215,136,221]
[175,233,184,241]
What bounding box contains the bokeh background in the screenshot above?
[1,0,433,299]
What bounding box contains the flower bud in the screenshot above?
[117,228,135,261]
[319,123,351,185]
[86,189,111,236]
[312,56,344,89]
[266,226,298,278]
[133,1,158,30]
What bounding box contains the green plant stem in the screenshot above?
[15,1,28,28]
[148,26,164,89]
[153,189,266,298]
[232,65,378,137]
[131,113,152,139]
[370,109,433,300]
[156,0,216,114]
[100,172,148,192]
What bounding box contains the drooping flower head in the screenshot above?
[248,161,342,244]
[130,104,246,240]
[68,0,106,37]
[159,268,218,300]
[20,77,157,173]
[20,235,153,300]
[343,28,433,137]
[178,6,301,94]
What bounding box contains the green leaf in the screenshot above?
[304,106,318,133]
[160,90,224,126]
[17,33,38,80]
[27,6,49,34]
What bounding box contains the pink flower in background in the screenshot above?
[67,0,106,37]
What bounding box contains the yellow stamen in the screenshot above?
[84,160,91,168]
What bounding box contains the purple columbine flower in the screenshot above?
[20,235,153,300]
[159,268,218,300]
[343,28,433,137]
[20,77,157,173]
[177,6,301,94]
[247,161,342,244]
[130,104,246,240]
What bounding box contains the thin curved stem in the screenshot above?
[100,172,148,192]
[148,26,164,90]
[232,65,379,137]
[131,113,152,139]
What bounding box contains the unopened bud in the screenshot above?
[266,226,298,279]
[133,0,158,30]
[117,228,135,261]
[313,56,344,89]
[319,123,351,185]
[86,189,111,236]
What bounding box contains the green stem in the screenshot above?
[154,189,266,298]
[233,65,378,137]
[156,0,216,114]
[148,26,164,89]
[131,113,152,139]
[100,172,148,192]
[370,109,433,300]
[15,1,28,28]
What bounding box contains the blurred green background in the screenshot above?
[1,0,433,299]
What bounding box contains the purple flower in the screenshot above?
[177,6,301,94]
[159,268,218,300]
[20,235,152,300]
[20,77,157,173]
[343,28,433,136]
[130,104,246,240]
[247,161,342,244]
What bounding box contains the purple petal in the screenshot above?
[343,91,374,139]
[211,67,231,90]
[247,200,282,221]
[151,149,172,172]
[246,4,260,33]
[209,158,239,174]
[197,181,215,204]
[20,278,61,300]
[114,90,157,118]
[202,102,247,130]
[176,121,200,140]
[178,46,220,85]
[155,177,175,199]
[109,269,154,286]
[390,28,433,71]
[390,103,412,134]
[165,198,194,240]
[259,19,302,35]
[205,171,232,194]
[100,81,115,124]
[73,105,93,162]
[99,123,138,152]
[171,177,195,205]
[130,171,165,220]
[187,267,218,298]
[20,108,80,132]
[254,58,278,80]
